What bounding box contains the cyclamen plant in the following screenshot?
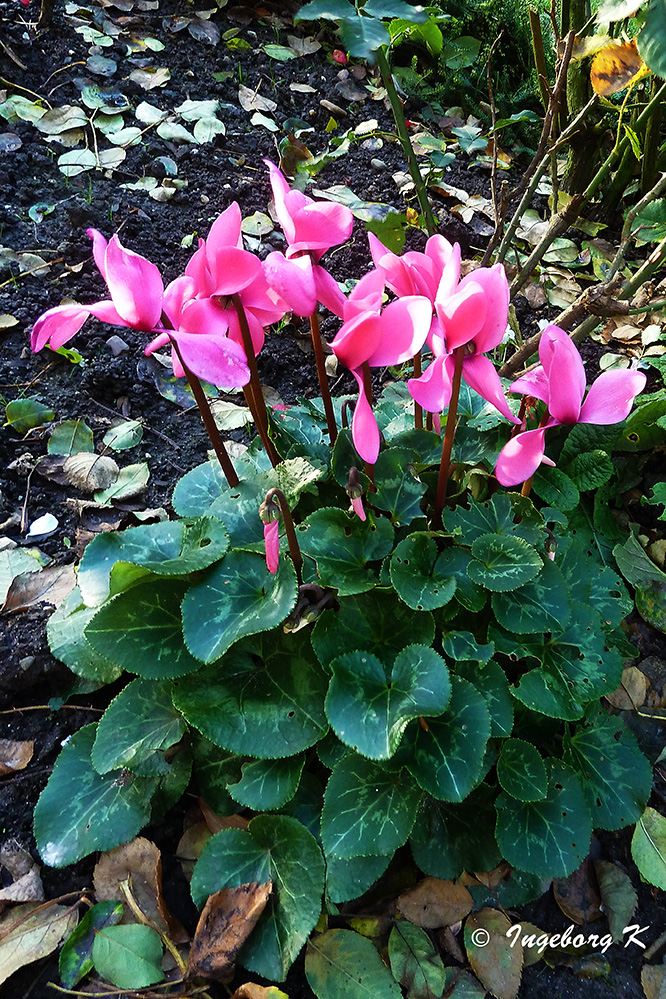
[32,162,654,986]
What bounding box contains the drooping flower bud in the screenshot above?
[345,466,366,522]
[259,497,280,574]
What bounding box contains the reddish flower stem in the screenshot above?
[265,487,303,584]
[231,294,281,468]
[413,350,423,429]
[309,309,337,444]
[167,335,239,488]
[432,346,465,529]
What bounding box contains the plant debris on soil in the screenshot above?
[0,0,665,996]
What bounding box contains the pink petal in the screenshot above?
[227,307,265,356]
[495,427,554,486]
[313,264,347,318]
[351,495,366,521]
[209,246,262,296]
[466,264,510,353]
[178,297,231,338]
[425,234,456,277]
[104,235,164,329]
[184,239,213,296]
[509,366,550,404]
[368,231,391,269]
[263,252,317,316]
[86,228,108,278]
[87,300,126,326]
[331,311,382,371]
[205,202,243,254]
[263,519,280,574]
[433,240,461,302]
[436,279,487,351]
[287,200,354,258]
[539,325,585,424]
[145,331,171,354]
[579,369,647,425]
[408,354,452,413]
[265,160,297,244]
[462,354,520,424]
[169,331,250,388]
[426,314,446,355]
[345,268,385,318]
[163,275,197,329]
[31,303,90,352]
[367,295,432,367]
[350,368,380,464]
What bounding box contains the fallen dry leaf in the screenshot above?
[94,837,188,943]
[397,877,473,929]
[641,963,666,999]
[465,908,523,999]
[63,453,119,493]
[177,821,213,881]
[2,564,76,614]
[0,902,78,986]
[606,666,648,709]
[185,882,272,982]
[0,841,44,904]
[553,858,602,924]
[199,798,250,835]
[0,739,34,777]
[231,983,289,998]
[238,84,276,113]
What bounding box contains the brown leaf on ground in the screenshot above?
[437,925,466,963]
[2,564,76,613]
[397,877,473,929]
[199,798,250,834]
[177,821,213,882]
[642,963,666,999]
[0,841,44,904]
[0,902,78,986]
[0,739,34,776]
[94,836,188,943]
[185,882,272,982]
[465,908,523,999]
[606,666,648,710]
[553,858,602,925]
[231,984,289,999]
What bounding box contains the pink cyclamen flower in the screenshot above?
[331,276,432,463]
[31,230,164,353]
[495,324,647,486]
[408,261,519,425]
[263,160,353,317]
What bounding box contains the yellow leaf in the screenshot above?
[591,40,646,96]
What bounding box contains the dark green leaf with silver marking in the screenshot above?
[227,754,305,811]
[92,679,185,775]
[491,559,571,634]
[409,786,501,879]
[325,645,451,760]
[191,734,242,815]
[389,533,457,611]
[434,547,486,611]
[468,534,542,592]
[47,587,121,684]
[326,853,391,904]
[495,761,592,877]
[497,739,547,801]
[321,754,421,859]
[173,630,328,759]
[182,552,298,663]
[372,447,428,526]
[297,507,394,595]
[85,579,201,679]
[442,492,544,547]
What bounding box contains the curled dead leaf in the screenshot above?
[397,877,473,929]
[0,739,34,777]
[63,453,119,493]
[591,40,645,96]
[185,882,272,982]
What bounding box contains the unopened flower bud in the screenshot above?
[345,466,366,521]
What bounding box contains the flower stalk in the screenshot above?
[432,346,465,528]
[232,293,281,468]
[263,488,303,583]
[309,309,337,443]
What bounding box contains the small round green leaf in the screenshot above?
[92,924,164,990]
[390,533,457,611]
[497,739,547,802]
[468,534,543,592]
[48,419,94,456]
[227,754,305,811]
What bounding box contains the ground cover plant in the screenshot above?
[1,0,666,996]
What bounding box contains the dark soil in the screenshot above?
[0,1,664,996]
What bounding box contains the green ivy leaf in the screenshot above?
[190,816,325,981]
[434,548,486,611]
[491,559,571,633]
[59,901,123,990]
[321,754,421,859]
[495,761,592,877]
[409,785,501,879]
[563,710,652,830]
[227,754,305,811]
[91,924,164,990]
[406,676,491,801]
[92,679,185,775]
[373,447,428,526]
[85,579,201,679]
[182,552,298,663]
[326,854,391,904]
[497,739,547,802]
[34,725,157,867]
[297,508,394,595]
[325,645,451,760]
[173,631,328,758]
[468,534,543,592]
[312,590,435,668]
[47,587,121,685]
[77,518,230,605]
[306,929,402,999]
[389,533,457,610]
